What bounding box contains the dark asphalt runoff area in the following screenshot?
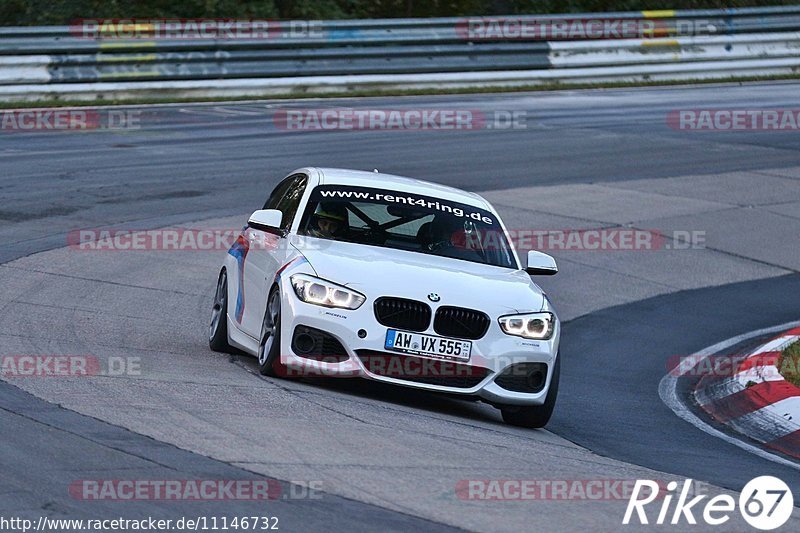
[555,274,800,500]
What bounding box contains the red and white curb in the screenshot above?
[694,327,800,459]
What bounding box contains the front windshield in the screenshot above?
[299,185,517,269]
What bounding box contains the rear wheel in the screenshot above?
[258,288,288,377]
[500,355,560,429]
[208,270,233,352]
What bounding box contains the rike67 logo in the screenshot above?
[624,476,793,530]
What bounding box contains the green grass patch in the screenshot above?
[779,340,800,388]
[1,73,800,109]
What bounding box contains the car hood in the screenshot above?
[291,236,544,315]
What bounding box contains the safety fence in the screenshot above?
[0,5,798,101]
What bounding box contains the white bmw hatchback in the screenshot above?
[209,167,561,428]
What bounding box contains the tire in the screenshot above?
[500,354,560,429]
[257,287,288,377]
[209,270,233,352]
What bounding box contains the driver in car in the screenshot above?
[424,216,470,252]
[308,203,348,239]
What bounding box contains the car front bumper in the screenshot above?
[277,278,560,406]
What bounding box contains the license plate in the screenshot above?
[384,329,471,362]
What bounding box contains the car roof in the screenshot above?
[312,167,493,211]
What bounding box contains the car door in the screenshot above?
[239,173,308,338]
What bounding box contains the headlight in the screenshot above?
[498,312,555,340]
[290,274,366,310]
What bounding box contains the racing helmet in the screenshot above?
[310,202,348,237]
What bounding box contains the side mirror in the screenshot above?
[525,250,558,276]
[248,209,283,232]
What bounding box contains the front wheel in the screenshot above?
[257,287,288,377]
[500,355,560,429]
[209,270,233,353]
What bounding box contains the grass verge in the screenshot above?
[779,340,800,388]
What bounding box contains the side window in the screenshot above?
[263,176,294,210]
[264,174,308,231]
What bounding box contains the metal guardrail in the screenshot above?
[0,5,799,101]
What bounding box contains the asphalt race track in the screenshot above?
[1,82,799,531]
